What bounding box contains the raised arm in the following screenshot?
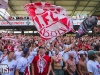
[63,40,76,53]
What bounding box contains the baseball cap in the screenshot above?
[88,50,98,56]
[23,48,29,57]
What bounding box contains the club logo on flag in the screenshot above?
[24,2,74,41]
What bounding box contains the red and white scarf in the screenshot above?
[37,55,46,73]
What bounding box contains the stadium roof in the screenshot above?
[7,0,100,16]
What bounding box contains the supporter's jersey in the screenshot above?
[85,45,91,50]
[14,51,22,61]
[87,60,100,75]
[64,44,72,48]
[48,50,54,57]
[52,51,64,56]
[78,50,87,55]
[32,55,51,75]
[63,51,69,61]
[28,51,37,64]
[14,46,18,51]
[0,55,8,63]
[1,59,17,75]
[33,47,38,52]
[77,44,82,49]
[0,51,3,57]
[16,57,30,72]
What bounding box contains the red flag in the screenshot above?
[24,2,74,41]
[24,66,30,75]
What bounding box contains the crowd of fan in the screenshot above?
[0,32,100,75]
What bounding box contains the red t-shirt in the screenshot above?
[85,45,91,50]
[32,55,51,75]
[78,44,82,49]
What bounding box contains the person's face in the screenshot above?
[93,53,97,59]
[33,43,36,47]
[27,50,30,56]
[75,47,79,51]
[91,46,94,50]
[29,47,32,52]
[39,48,45,56]
[82,55,86,60]
[25,43,28,47]
[82,46,85,50]
[69,53,74,58]
[8,52,14,60]
[19,46,22,51]
[55,48,59,55]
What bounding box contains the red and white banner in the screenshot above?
[24,2,74,40]
[0,20,100,26]
[0,20,33,26]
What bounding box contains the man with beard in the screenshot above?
[64,53,77,75]
[87,50,100,75]
[31,46,51,75]
[78,54,89,75]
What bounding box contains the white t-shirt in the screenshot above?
[35,41,38,44]
[63,44,72,61]
[14,51,22,61]
[64,44,72,48]
[33,47,38,52]
[48,51,53,57]
[14,46,17,51]
[28,51,37,64]
[52,51,64,56]
[0,55,8,63]
[16,57,30,72]
[63,51,70,61]
[1,60,17,75]
[87,60,100,75]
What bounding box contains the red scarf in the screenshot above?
[38,55,46,73]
